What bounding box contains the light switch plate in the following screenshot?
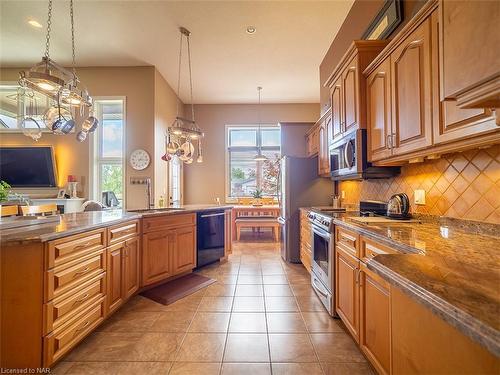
[414,189,426,205]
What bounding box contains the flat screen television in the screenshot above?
[0,146,57,187]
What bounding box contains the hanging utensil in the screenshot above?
[196,138,203,163]
[22,94,43,141]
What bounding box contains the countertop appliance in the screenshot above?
[359,199,412,220]
[196,209,225,268]
[329,129,400,181]
[307,210,339,316]
[278,156,332,263]
[387,193,411,219]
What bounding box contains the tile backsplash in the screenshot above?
[339,145,500,224]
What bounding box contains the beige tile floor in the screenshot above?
[52,233,373,375]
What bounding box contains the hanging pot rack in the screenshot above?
[18,0,96,142]
[165,26,204,164]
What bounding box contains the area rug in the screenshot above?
[140,273,216,305]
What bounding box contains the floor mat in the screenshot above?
[140,273,216,305]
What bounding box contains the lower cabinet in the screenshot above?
[106,236,140,314]
[171,225,197,275]
[142,230,176,286]
[299,210,312,273]
[335,244,360,343]
[142,223,196,286]
[360,262,391,375]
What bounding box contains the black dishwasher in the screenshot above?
[196,210,225,268]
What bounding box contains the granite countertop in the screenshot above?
[305,207,500,356]
[0,204,233,245]
[0,210,141,245]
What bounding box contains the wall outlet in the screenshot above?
[341,190,346,199]
[414,189,426,205]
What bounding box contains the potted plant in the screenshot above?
[252,189,264,206]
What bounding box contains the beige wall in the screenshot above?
[183,103,320,204]
[0,66,181,209]
[153,69,184,205]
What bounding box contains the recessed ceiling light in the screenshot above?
[28,19,43,28]
[246,26,256,34]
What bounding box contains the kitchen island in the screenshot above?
[0,205,232,369]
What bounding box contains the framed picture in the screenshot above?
[57,189,66,199]
[362,0,403,40]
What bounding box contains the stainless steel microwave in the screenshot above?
[329,129,400,180]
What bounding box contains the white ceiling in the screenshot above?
[0,0,354,104]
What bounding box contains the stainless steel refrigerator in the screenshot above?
[278,156,332,263]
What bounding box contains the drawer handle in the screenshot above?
[73,267,91,277]
[73,293,90,305]
[74,320,90,336]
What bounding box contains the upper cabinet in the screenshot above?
[390,18,433,156]
[318,110,332,177]
[364,0,499,165]
[439,0,500,109]
[306,126,320,157]
[324,41,389,142]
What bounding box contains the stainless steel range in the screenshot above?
[307,211,337,316]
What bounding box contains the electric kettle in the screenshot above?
[387,193,411,219]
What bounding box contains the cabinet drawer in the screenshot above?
[43,297,105,367]
[43,272,106,335]
[336,226,360,257]
[46,229,106,269]
[108,220,140,245]
[45,250,106,302]
[360,237,396,262]
[143,213,196,233]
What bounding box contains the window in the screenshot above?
[226,125,280,200]
[91,98,125,207]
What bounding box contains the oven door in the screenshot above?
[311,223,333,291]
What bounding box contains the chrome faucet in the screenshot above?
[145,178,153,209]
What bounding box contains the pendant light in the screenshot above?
[18,0,97,141]
[166,27,204,164]
[254,86,267,161]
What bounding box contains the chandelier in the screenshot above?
[164,27,204,164]
[18,0,97,142]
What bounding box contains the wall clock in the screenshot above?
[130,149,150,170]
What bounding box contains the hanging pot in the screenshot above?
[179,141,194,161]
[82,115,99,132]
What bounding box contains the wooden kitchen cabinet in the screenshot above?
[439,0,500,109]
[367,58,393,162]
[390,17,433,156]
[107,242,124,314]
[171,225,197,274]
[430,11,498,146]
[299,210,312,273]
[343,58,358,134]
[142,213,197,286]
[335,244,360,343]
[318,112,332,176]
[123,237,140,299]
[306,125,320,157]
[360,262,391,375]
[106,236,140,314]
[364,1,499,164]
[142,230,176,286]
[325,41,388,140]
[331,78,343,141]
